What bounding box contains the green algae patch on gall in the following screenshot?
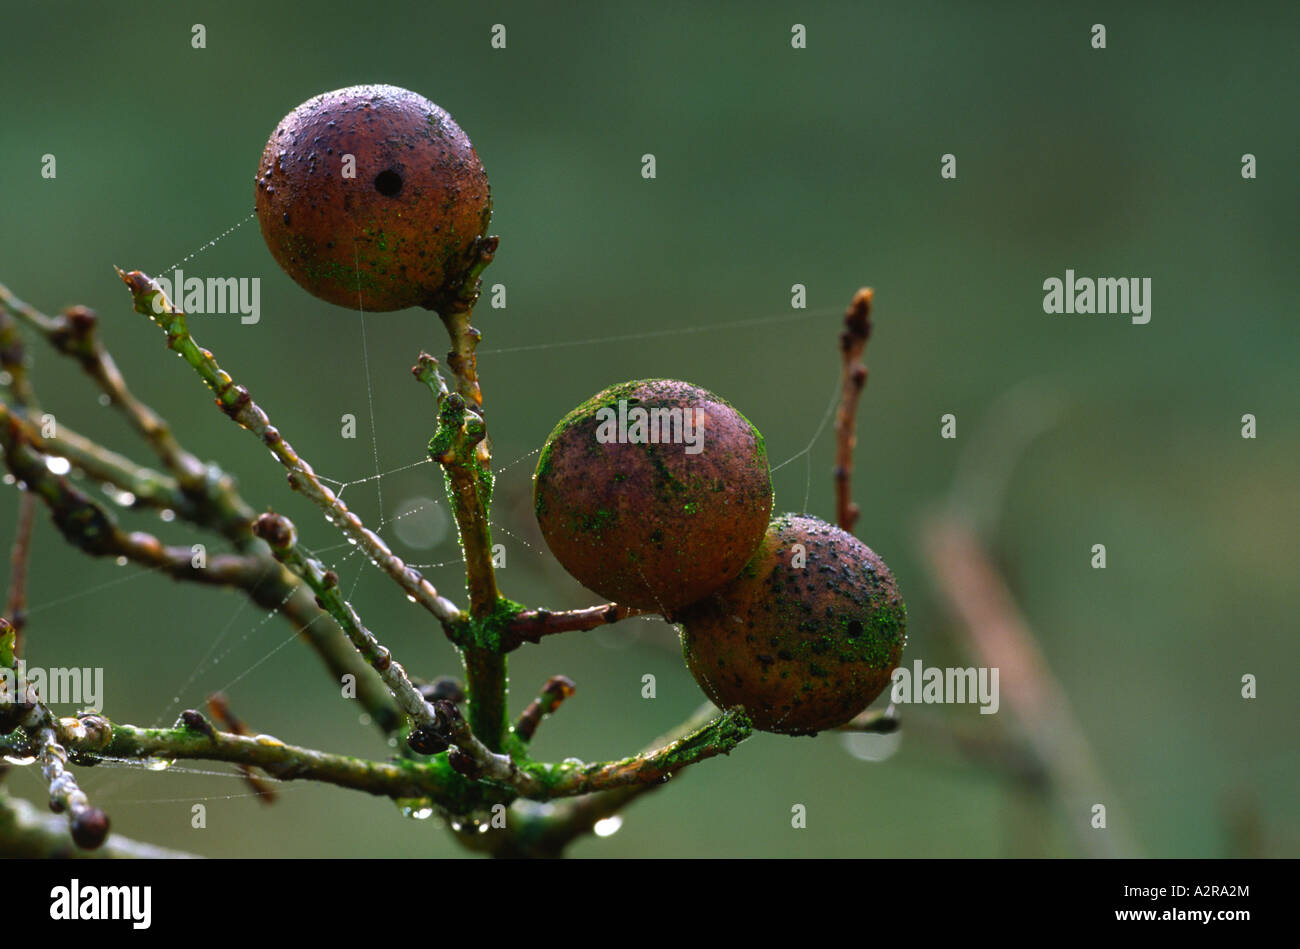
[255,84,491,313]
[677,513,907,734]
[532,379,773,611]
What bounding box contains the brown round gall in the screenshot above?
[533,379,773,612]
[254,84,491,312]
[677,513,906,735]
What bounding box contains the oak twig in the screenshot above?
[513,675,576,744]
[0,281,404,735]
[834,288,873,533]
[118,269,467,633]
[537,706,751,798]
[437,235,498,410]
[0,794,195,859]
[0,257,776,859]
[840,704,900,734]
[0,308,38,409]
[501,602,642,651]
[5,492,34,656]
[0,286,242,529]
[419,256,508,750]
[1,619,110,850]
[0,401,403,735]
[253,512,440,731]
[497,703,740,857]
[205,695,277,803]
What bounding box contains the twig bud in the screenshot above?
[70,807,111,850]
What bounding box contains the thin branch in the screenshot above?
[34,713,111,849]
[2,697,749,846]
[921,515,1138,857]
[412,352,450,405]
[4,402,248,544]
[48,305,212,486]
[205,696,276,803]
[501,602,642,651]
[840,704,899,734]
[498,703,732,856]
[253,512,440,730]
[1,281,261,544]
[49,719,471,801]
[437,236,498,411]
[0,307,38,409]
[6,280,407,736]
[0,404,261,581]
[275,584,404,736]
[0,403,404,734]
[427,392,498,616]
[119,269,466,633]
[0,712,515,812]
[0,288,207,490]
[513,675,576,744]
[17,411,185,513]
[417,303,506,749]
[432,700,752,801]
[541,707,751,797]
[419,697,540,791]
[5,492,35,656]
[415,359,500,624]
[834,287,872,533]
[2,619,110,850]
[0,283,59,337]
[1,302,39,661]
[0,794,196,859]
[460,647,508,753]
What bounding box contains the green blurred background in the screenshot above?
[1,0,1295,857]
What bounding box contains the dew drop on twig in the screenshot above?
[593,816,623,837]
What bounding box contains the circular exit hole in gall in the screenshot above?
[374,169,403,196]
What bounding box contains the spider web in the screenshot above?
[4,213,846,811]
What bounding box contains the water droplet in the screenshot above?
[44,456,71,476]
[398,800,435,821]
[160,509,176,522]
[102,484,135,507]
[593,816,623,837]
[841,730,901,763]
